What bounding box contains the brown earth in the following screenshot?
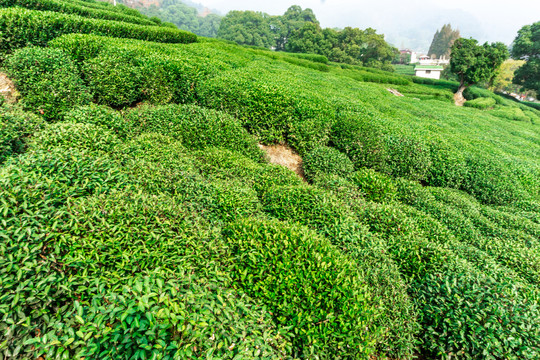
[0,72,19,104]
[258,143,306,181]
[454,91,466,106]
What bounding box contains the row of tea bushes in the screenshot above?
[0,8,196,57]
[0,104,43,164]
[0,0,158,26]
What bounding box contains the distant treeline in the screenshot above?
[218,5,398,69]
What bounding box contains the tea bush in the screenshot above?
[3,47,91,120]
[464,96,497,109]
[330,110,386,169]
[30,122,121,154]
[223,218,381,358]
[0,8,196,57]
[63,104,129,137]
[124,104,265,162]
[0,0,158,26]
[491,106,531,122]
[349,168,397,203]
[302,146,354,181]
[0,105,44,163]
[383,134,432,181]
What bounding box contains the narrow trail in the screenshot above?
[258,143,306,181]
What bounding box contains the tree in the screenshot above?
[217,11,275,48]
[512,21,540,99]
[428,24,460,59]
[450,38,508,105]
[491,59,526,93]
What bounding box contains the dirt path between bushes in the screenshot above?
[258,143,306,181]
[0,72,19,104]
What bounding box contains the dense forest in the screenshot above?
[1,0,540,359]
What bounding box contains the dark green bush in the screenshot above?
[0,0,158,26]
[330,111,386,169]
[464,96,497,109]
[383,134,432,181]
[83,49,142,108]
[349,168,397,203]
[462,155,527,205]
[0,8,197,57]
[30,122,121,154]
[312,173,366,208]
[287,116,333,156]
[223,218,381,358]
[3,47,91,120]
[0,105,44,163]
[302,146,354,181]
[198,66,296,143]
[124,104,265,162]
[426,140,468,189]
[262,185,351,231]
[63,104,129,137]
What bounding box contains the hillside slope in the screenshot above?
[1,2,540,359]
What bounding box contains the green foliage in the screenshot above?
[512,21,540,99]
[63,104,129,137]
[140,0,222,38]
[491,106,531,122]
[0,0,158,26]
[124,104,264,162]
[0,105,44,164]
[383,134,432,181]
[330,111,386,169]
[302,146,354,181]
[0,7,197,57]
[426,140,468,189]
[349,168,396,203]
[464,96,497,109]
[223,218,381,358]
[287,116,332,155]
[30,122,121,153]
[428,24,460,59]
[3,47,91,120]
[450,38,509,90]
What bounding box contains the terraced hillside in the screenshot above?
[1,1,540,359]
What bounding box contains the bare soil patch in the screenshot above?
[454,92,466,106]
[0,72,19,104]
[259,143,306,181]
[387,88,404,97]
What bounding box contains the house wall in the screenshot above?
[415,70,441,80]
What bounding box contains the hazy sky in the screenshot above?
[198,0,540,52]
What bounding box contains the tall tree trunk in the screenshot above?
[454,80,468,106]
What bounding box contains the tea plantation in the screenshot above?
[1,1,540,359]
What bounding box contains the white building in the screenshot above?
[414,65,444,80]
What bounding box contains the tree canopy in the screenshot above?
[511,21,540,99]
[139,0,222,38]
[428,24,460,59]
[218,5,397,69]
[450,38,508,104]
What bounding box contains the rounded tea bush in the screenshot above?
[350,168,397,203]
[302,146,354,181]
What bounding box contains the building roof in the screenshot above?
[414,65,444,71]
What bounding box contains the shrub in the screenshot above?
[0,0,158,26]
[491,106,531,122]
[0,105,44,163]
[3,47,91,120]
[287,116,333,156]
[262,185,351,231]
[382,134,432,181]
[30,122,121,154]
[349,168,397,203]
[312,173,366,207]
[426,140,468,189]
[0,8,197,57]
[464,96,496,109]
[83,49,142,108]
[197,66,296,143]
[302,146,354,181]
[223,219,381,358]
[63,104,129,137]
[124,104,265,162]
[330,111,386,169]
[462,155,527,205]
